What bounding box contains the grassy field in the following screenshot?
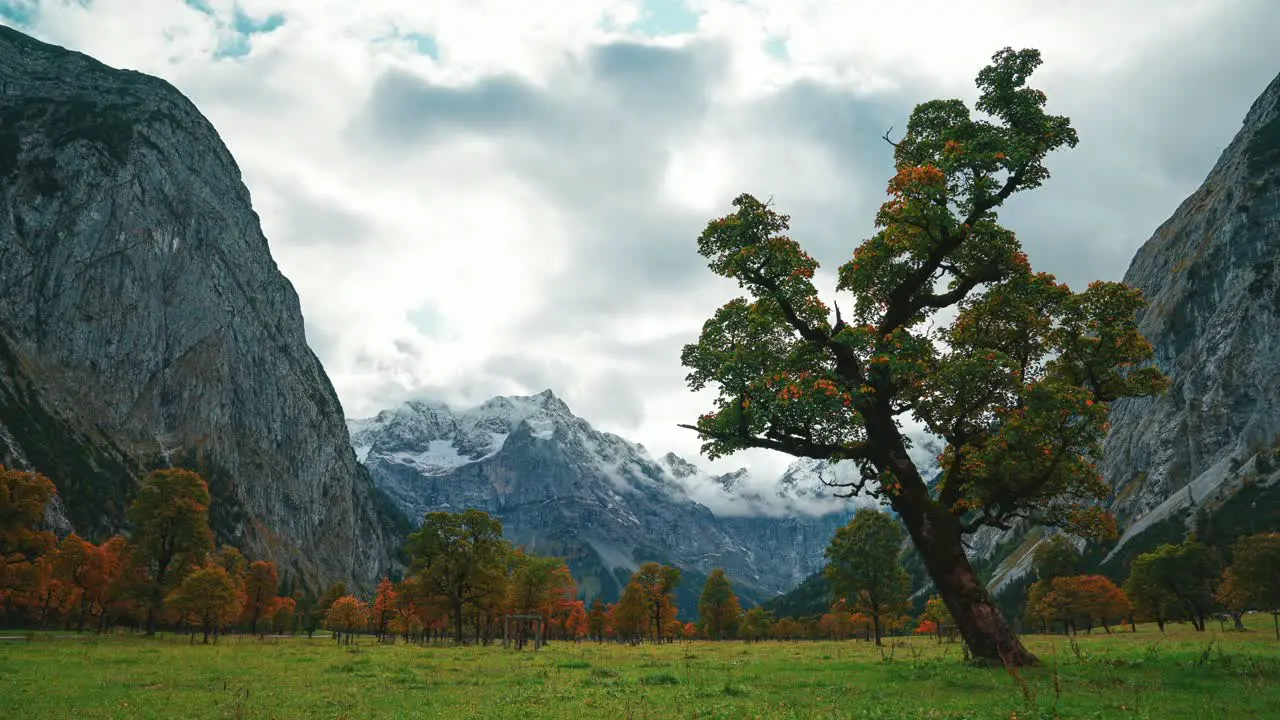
[3,617,1279,719]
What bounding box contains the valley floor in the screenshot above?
[3,618,1279,719]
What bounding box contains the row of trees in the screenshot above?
[9,459,1273,649]
[315,510,586,646]
[317,509,1278,648]
[0,464,843,646]
[1020,532,1280,638]
[0,468,593,646]
[0,466,297,642]
[381,508,926,646]
[314,514,726,646]
[687,509,949,645]
[769,509,1279,645]
[1125,535,1280,637]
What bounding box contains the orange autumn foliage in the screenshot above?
[0,467,57,612]
[370,576,398,640]
[241,560,280,636]
[1031,574,1131,633]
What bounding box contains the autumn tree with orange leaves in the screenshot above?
[630,562,681,643]
[167,563,243,644]
[325,595,367,645]
[271,596,297,635]
[588,598,607,642]
[510,554,575,618]
[241,560,280,637]
[0,467,57,619]
[920,595,954,642]
[698,568,742,640]
[680,47,1166,666]
[819,598,856,640]
[608,581,648,643]
[49,533,98,630]
[559,600,589,641]
[1030,574,1130,634]
[82,536,128,631]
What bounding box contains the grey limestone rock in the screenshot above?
[1099,70,1280,554]
[0,26,404,592]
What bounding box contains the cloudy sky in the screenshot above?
[3,0,1279,481]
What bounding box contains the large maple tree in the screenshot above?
[680,47,1166,666]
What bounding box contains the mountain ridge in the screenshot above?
[347,388,905,607]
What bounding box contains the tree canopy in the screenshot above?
[631,562,681,643]
[166,563,242,644]
[824,509,910,645]
[0,467,57,610]
[404,509,510,643]
[698,568,742,640]
[126,469,214,635]
[1222,533,1280,639]
[1124,541,1217,632]
[1032,534,1082,583]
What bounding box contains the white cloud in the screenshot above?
[6,0,1279,484]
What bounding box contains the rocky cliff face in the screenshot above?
[0,26,404,592]
[349,390,860,606]
[1098,70,1280,553]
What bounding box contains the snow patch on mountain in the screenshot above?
[348,389,570,476]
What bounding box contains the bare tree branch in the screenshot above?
[817,462,876,498]
[677,424,870,462]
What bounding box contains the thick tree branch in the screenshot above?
[677,423,870,462]
[961,168,1024,229]
[938,446,968,507]
[742,269,868,386]
[919,263,1006,312]
[741,268,829,346]
[958,513,1015,534]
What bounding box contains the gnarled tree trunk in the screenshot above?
[893,495,1038,667]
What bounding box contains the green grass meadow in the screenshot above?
[3,618,1279,719]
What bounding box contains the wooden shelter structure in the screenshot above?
[502,614,547,650]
